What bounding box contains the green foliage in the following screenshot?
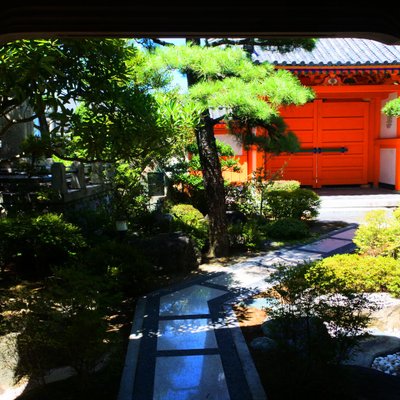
[265,179,301,191]
[110,162,149,221]
[170,139,242,189]
[382,97,400,117]
[67,86,174,166]
[267,261,376,365]
[64,205,114,243]
[305,254,400,297]
[353,209,400,257]
[0,39,137,139]
[228,217,269,250]
[144,43,314,256]
[5,266,116,386]
[267,218,310,240]
[169,204,208,250]
[264,188,320,220]
[145,44,314,153]
[225,182,261,217]
[168,139,241,213]
[0,213,86,277]
[82,240,155,296]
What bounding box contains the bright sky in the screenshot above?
[164,38,188,93]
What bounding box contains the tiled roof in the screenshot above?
[253,38,400,67]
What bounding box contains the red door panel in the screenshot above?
[262,100,369,187]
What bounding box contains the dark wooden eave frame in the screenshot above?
[1,3,400,44]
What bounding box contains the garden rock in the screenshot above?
[141,232,199,273]
[261,316,332,354]
[368,304,400,334]
[345,335,400,368]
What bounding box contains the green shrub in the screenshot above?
[353,209,400,257]
[0,213,86,277]
[228,217,269,250]
[305,254,400,297]
[264,188,320,220]
[225,182,260,216]
[64,206,114,242]
[267,218,310,240]
[267,261,376,366]
[170,204,208,250]
[265,180,301,192]
[82,240,155,296]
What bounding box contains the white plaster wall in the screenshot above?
[380,148,396,185]
[214,134,242,155]
[380,93,398,138]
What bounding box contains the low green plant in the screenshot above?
[169,203,208,251]
[228,216,270,250]
[305,253,400,297]
[267,217,310,240]
[82,240,155,296]
[0,213,86,277]
[225,182,260,217]
[353,209,400,257]
[266,261,375,367]
[264,188,320,220]
[265,180,301,192]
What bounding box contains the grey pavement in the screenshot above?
[118,187,400,400]
[315,187,400,224]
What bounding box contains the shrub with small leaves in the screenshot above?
[170,204,208,250]
[7,266,115,386]
[0,213,86,277]
[225,182,260,217]
[264,188,320,220]
[305,254,400,297]
[267,218,310,240]
[228,217,270,250]
[266,260,376,367]
[264,180,301,192]
[353,209,400,257]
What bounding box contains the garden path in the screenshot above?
[117,224,358,400]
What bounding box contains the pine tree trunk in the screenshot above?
[185,38,229,258]
[196,114,229,258]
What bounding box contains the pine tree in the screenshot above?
[145,43,314,257]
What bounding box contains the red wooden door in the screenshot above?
[316,100,369,187]
[264,99,369,188]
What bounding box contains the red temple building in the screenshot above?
[215,38,400,190]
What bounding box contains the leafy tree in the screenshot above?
[144,43,314,257]
[140,37,317,54]
[1,39,191,225]
[0,39,137,147]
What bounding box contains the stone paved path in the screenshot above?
[117,224,358,400]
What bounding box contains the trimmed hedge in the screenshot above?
[305,254,400,297]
